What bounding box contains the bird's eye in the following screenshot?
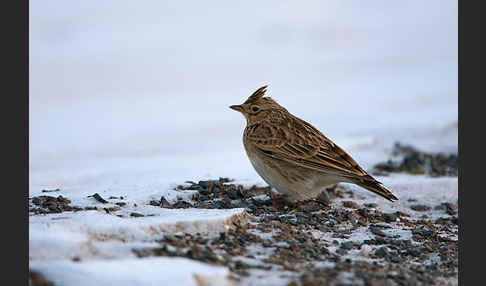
[251,106,260,112]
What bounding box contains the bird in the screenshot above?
[230,85,399,203]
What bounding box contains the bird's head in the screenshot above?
[230,85,286,125]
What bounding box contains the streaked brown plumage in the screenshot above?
[230,85,399,202]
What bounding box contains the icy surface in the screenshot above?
[30,257,232,286]
[340,174,458,219]
[29,208,246,259]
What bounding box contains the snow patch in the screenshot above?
[30,257,233,286]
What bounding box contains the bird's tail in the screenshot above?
[352,177,399,202]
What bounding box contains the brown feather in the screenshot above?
[245,113,368,178]
[233,85,399,202]
[244,85,268,104]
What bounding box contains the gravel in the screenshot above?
[28,176,457,285]
[372,142,458,177]
[135,178,458,285]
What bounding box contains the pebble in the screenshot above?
[90,193,108,204]
[342,201,361,209]
[370,227,387,237]
[382,213,398,223]
[340,241,354,250]
[360,244,373,257]
[41,188,60,193]
[364,203,378,208]
[407,248,422,257]
[130,212,144,217]
[225,189,239,200]
[375,247,390,258]
[373,142,458,177]
[336,248,348,255]
[410,204,431,212]
[160,196,172,208]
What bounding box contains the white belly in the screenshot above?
[248,154,340,201]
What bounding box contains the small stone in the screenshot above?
[198,188,210,195]
[149,200,160,206]
[320,247,330,255]
[198,181,210,188]
[47,203,61,213]
[410,204,431,212]
[336,248,348,255]
[364,203,378,208]
[42,188,60,193]
[340,241,354,250]
[382,213,398,223]
[435,202,457,215]
[160,196,172,208]
[370,227,387,237]
[104,206,121,213]
[198,195,210,201]
[375,247,389,258]
[56,195,71,204]
[319,225,331,232]
[225,189,239,200]
[394,211,410,218]
[408,248,421,257]
[342,201,360,209]
[90,193,108,204]
[130,212,144,217]
[31,197,41,206]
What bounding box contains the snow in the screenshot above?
[340,174,458,219]
[240,269,295,286]
[30,257,232,286]
[30,0,456,285]
[30,1,457,192]
[30,208,245,243]
[29,200,246,284]
[30,205,247,260]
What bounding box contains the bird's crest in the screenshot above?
[244,85,268,104]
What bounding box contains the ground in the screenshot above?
[29,167,457,286]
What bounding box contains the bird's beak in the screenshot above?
[230,105,244,112]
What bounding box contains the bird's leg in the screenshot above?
[265,188,286,201]
[264,187,278,200]
[264,188,295,207]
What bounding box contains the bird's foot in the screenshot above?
[265,189,286,201]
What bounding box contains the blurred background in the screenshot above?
[29,0,457,192]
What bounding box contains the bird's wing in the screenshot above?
[244,115,370,179]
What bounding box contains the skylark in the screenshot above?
[230,85,399,203]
